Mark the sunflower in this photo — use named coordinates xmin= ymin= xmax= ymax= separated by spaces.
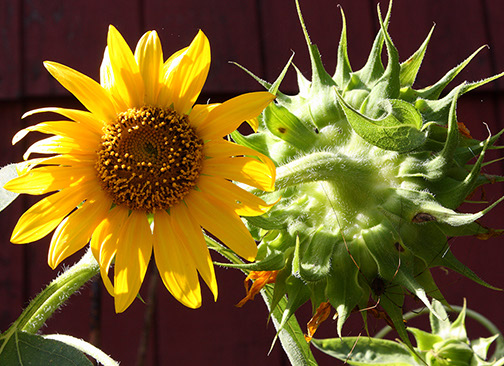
xmin=5 ymin=26 xmax=276 ymax=312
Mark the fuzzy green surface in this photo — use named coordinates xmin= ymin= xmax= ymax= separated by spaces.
xmin=232 ymin=0 xmax=504 ymax=344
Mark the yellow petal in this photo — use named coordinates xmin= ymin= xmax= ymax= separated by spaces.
xmin=189 ymin=103 xmax=220 ymax=130
xmin=11 ymin=181 xmax=97 ymax=244
xmin=4 ymin=165 xmax=96 ymax=194
xmin=90 ymin=205 xmax=129 ymax=296
xmin=196 ymin=92 xmax=275 ymax=140
xmin=203 ymin=156 xmax=275 ymax=192
xmin=100 ymin=46 xmax=129 ymax=113
xmin=114 ymin=210 xmax=153 ymax=313
xmin=15 ymin=154 xmax=96 ymax=174
xmin=22 ymin=107 xmax=104 ymax=135
xmin=197 ymin=176 xmax=274 ymax=217
xmin=153 ymin=210 xmax=201 ymax=308
xmin=185 ymin=190 xmax=257 ymax=261
xmin=166 ymin=30 xmax=210 ymax=114
xmin=13 ymin=121 xmax=100 ymax=146
xmin=170 ymin=203 xmax=217 ymax=301
xmin=23 ymin=136 xmax=94 ymax=160
xmin=44 ymin=61 xmax=116 ymax=122
xmin=107 ymin=25 xmax=145 ymax=108
xmin=134 ymin=31 xmax=163 ymax=105
xmin=48 ymin=192 xmax=111 ymax=269
xmin=204 ymin=139 xmax=276 ymax=185
xmin=157 ymin=48 xmax=188 ymax=109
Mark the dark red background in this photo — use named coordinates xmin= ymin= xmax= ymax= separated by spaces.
xmin=1 ymin=1 xmax=504 ymax=365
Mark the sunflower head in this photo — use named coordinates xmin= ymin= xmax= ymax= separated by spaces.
xmin=232 ymin=0 xmax=504 ymax=343
xmin=5 ymin=25 xmax=276 ymax=312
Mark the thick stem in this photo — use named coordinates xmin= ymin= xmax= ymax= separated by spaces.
xmin=275 ymin=151 xmax=375 ymax=190
xmin=11 ymin=249 xmax=99 ymax=334
xmin=205 ymin=235 xmax=318 ymax=365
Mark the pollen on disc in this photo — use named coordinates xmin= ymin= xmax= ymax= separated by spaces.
xmin=95 ymin=106 xmax=204 ymax=212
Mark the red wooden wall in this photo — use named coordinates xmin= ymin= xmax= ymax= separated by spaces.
xmin=1 ymin=1 xmax=504 ymax=365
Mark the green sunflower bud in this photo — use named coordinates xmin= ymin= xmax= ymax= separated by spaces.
xmin=233 ymin=0 xmax=504 ymax=344
xmin=312 ymin=299 xmax=504 ymax=365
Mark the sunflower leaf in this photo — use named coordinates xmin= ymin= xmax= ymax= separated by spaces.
xmin=0 ymin=163 xmax=19 ymax=212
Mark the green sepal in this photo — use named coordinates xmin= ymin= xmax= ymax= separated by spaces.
xmin=417 ymin=46 xmax=487 ymax=100
xmin=312 ymin=336 xmax=419 ymax=366
xmin=431 ymin=132 xmax=491 ymax=208
xmin=434 ymin=221 xmax=488 ymax=238
xmin=326 ymin=242 xmax=367 ymax=336
xmin=416 ymin=73 xmax=504 ymax=126
xmin=420 ymin=84 xmax=461 ymax=182
xmin=353 ymin=1 xmax=392 ymax=87
xmin=333 ymin=6 xmax=352 ymax=88
xmin=272 ymin=274 xmax=312 ymax=343
xmin=377 ymin=284 xmax=412 ymax=350
xmin=336 ymin=91 xmax=427 ymax=152
xmin=471 ymin=334 xmax=500 ymax=361
xmin=399 ymin=25 xmax=435 ymax=88
xmin=429 ymin=299 xmax=451 ymax=337
xmin=449 ymin=299 xmax=468 ymax=341
xmin=214 ymin=252 xmax=285 ymax=271
xmin=434 ymin=249 xmax=500 ymax=290
xmin=264 ymin=103 xmax=317 ymax=150
xmin=408 ymin=327 xmax=443 ymax=351
xmin=299 ymin=228 xmax=336 ymax=281
xmin=362 ymin=4 xmax=401 ymax=118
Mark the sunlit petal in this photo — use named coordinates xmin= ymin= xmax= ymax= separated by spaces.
xmin=153 ymin=210 xmax=201 ymax=308
xmin=90 ymin=205 xmax=129 ymax=296
xmin=107 ymin=25 xmax=145 ymax=108
xmin=22 ymin=107 xmax=104 ymax=135
xmin=114 ymin=210 xmax=153 ymax=313
xmin=11 ymin=181 xmax=98 ymax=244
xmin=135 ymin=31 xmax=163 ymax=105
xmin=4 ymin=165 xmax=96 ymax=194
xmin=196 ymin=92 xmax=275 ymax=140
xmin=44 ymin=61 xmax=116 ymax=122
xmin=203 ymin=156 xmax=275 ymax=192
xmin=185 ymin=190 xmax=257 ymax=261
xmin=48 ymin=191 xmax=111 ymax=269
xmin=165 ymin=30 xmax=210 ymax=114
xmin=197 ymin=176 xmax=274 ymax=217
xmin=170 ymin=203 xmax=217 ymax=301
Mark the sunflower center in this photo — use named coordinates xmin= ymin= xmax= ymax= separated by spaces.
xmin=95 ymin=106 xmax=204 ymax=212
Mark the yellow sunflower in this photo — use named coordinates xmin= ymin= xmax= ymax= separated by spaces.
xmin=5 ymin=26 xmax=276 ymax=312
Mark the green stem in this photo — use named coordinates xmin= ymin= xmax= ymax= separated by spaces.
xmin=206 ymin=235 xmax=318 ymax=365
xmin=9 ymin=249 xmax=99 ymax=334
xmin=275 ymin=151 xmax=374 ymax=190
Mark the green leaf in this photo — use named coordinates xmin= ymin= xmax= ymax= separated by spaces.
xmin=0 ymin=163 xmax=19 ymax=212
xmin=312 ymin=337 xmax=420 ymax=365
xmin=336 ymin=90 xmax=427 ymax=152
xmin=0 ymin=330 xmax=93 ymax=366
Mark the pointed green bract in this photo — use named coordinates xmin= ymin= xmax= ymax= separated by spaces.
xmin=233 ymin=0 xmax=504 ymax=345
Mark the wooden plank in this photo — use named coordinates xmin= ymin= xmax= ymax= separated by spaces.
xmin=261 ymin=0 xmax=496 ymax=93
xmin=0 ymin=0 xmax=22 ymax=99
xmin=260 ymin=0 xmax=378 ymax=93
xmin=23 ymin=0 xmax=140 ymax=97
xmin=144 ymin=0 xmax=263 ymax=95
xmin=483 ymin=0 xmax=504 ymax=91
xmin=0 ymin=102 xmax=25 ymax=332
xmin=389 ymin=0 xmax=492 ymax=90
